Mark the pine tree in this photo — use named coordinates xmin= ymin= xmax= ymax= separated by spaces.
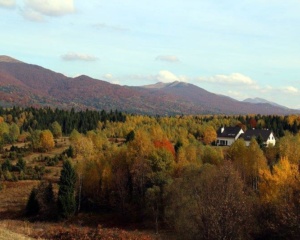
xmin=25 ymin=188 xmax=39 ymax=216
xmin=57 ymin=160 xmax=76 ymax=218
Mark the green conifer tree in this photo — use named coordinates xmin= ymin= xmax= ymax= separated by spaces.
xmin=25 ymin=188 xmax=39 ymax=216
xmin=57 ymin=160 xmax=76 ymax=218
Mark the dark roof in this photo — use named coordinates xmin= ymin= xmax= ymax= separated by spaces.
xmin=239 ymin=129 xmax=273 ymax=141
xmin=217 ymin=127 xmax=242 ymax=138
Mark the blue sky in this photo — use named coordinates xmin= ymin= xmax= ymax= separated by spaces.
xmin=1 ymin=0 xmax=300 ymax=108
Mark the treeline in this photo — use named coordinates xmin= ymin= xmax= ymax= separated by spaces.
xmin=0 ymin=107 xmax=126 ymax=147
xmin=0 ymin=106 xmax=126 ymax=135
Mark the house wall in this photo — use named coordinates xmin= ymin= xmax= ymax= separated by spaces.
xmin=245 ymin=133 xmax=276 ymax=147
xmin=266 ymin=133 xmax=276 ymax=146
xmin=216 ymin=137 xmax=236 ymax=146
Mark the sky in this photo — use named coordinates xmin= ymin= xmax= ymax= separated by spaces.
xmin=1 ymin=0 xmax=300 ymax=108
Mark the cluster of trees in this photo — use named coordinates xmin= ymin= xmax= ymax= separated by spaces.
xmin=233 ymin=114 xmax=300 ymax=137
xmin=0 ymin=107 xmax=126 ymax=135
xmin=26 ymin=160 xmax=76 ymax=220
xmin=49 ymin=114 xmax=298 ymax=239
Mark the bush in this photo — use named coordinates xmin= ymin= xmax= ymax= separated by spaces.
xmin=16 ymin=157 xmax=26 ymax=172
xmin=2 ymin=159 xmax=12 ymax=172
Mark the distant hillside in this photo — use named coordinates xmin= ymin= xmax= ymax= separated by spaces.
xmin=0 ymin=56 xmax=298 ymax=115
xmin=140 ymin=81 xmax=296 ymax=115
xmin=243 ymin=97 xmax=288 ymax=109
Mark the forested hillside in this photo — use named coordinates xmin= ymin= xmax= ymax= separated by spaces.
xmin=0 ymin=107 xmax=300 ymax=239
xmin=1 ymin=56 xmax=298 ymax=115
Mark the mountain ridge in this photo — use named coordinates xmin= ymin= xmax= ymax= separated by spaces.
xmin=243 ymin=97 xmax=288 ymax=109
xmin=0 ymin=56 xmax=297 ymax=115
xmin=0 ymin=55 xmax=22 ymax=63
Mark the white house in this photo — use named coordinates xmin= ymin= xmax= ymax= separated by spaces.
xmin=216 ymin=126 xmax=244 ymax=146
xmin=239 ymin=129 xmax=276 ymax=147
xmin=216 ymin=127 xmax=276 ymax=147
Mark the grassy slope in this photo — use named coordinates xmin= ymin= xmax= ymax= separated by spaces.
xmin=0 ymin=227 xmax=33 ymax=240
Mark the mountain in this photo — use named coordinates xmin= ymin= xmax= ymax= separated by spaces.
xmin=243 ymin=97 xmax=288 ymax=109
xmin=140 ymin=81 xmax=297 ymax=115
xmin=0 ymin=56 xmax=298 ymax=115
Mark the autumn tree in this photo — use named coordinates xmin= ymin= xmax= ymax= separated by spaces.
xmin=110 ymin=147 xmax=131 ymax=213
xmin=258 ymin=157 xmax=300 ymax=238
xmin=246 ymin=138 xmax=268 ymax=191
xmin=249 ymin=117 xmax=257 ymax=128
xmin=278 ymin=133 xmax=300 ymax=164
xmin=40 ymin=130 xmax=55 ymax=151
xmin=146 ymin=148 xmax=174 ymax=232
xmin=9 ymin=123 xmax=20 ymax=142
xmin=146 ymin=186 xmax=161 ymax=234
xmin=0 ymin=122 xmax=9 ymax=144
xmin=70 ymin=133 xmax=95 ymax=212
xmin=201 ymin=145 xmax=223 ymax=166
xmin=30 ymin=130 xmax=42 ymax=150
xmin=202 ymin=125 xmax=217 ymax=145
xmin=51 ymin=121 xmax=62 ymax=138
xmin=227 ymin=139 xmax=248 ymax=179
xmin=166 ymin=163 xmax=254 ymax=240
xmin=228 ymin=138 xmax=268 ymax=190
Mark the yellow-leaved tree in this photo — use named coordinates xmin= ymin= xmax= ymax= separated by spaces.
xmin=259 ymin=157 xmax=298 ymax=204
xmin=40 ymin=130 xmax=55 ymax=151
xmin=258 ymin=156 xmax=300 ymax=238
xmin=202 ymin=125 xmax=217 ymax=145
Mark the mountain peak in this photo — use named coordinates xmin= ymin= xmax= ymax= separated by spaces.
xmin=0 ymin=55 xmax=22 ymax=63
xmin=142 ymin=81 xmax=189 ymax=89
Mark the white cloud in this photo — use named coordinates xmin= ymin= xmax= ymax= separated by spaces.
xmin=282 ymin=86 xmax=298 ymax=93
xmin=61 ymin=53 xmax=97 ymax=61
xmin=103 ymin=73 xmax=120 ymax=85
xmin=0 ymin=0 xmax=15 ymax=8
xmin=197 ymin=73 xmax=257 ymax=86
xmin=156 ymin=55 xmax=180 ymax=63
xmin=24 ymin=0 xmax=75 ymax=17
xmin=103 ymin=73 xmax=113 ymax=79
xmin=227 ymin=90 xmax=246 ymax=99
xmin=156 ymin=70 xmax=179 ymax=83
xmin=156 ymin=70 xmax=188 ymax=83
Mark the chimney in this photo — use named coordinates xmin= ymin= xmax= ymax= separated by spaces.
xmin=221 ymin=126 xmax=225 ymax=133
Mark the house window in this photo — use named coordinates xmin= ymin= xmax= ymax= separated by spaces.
xmin=219 ymin=140 xmax=228 ymax=146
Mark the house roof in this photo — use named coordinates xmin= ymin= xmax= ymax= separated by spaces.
xmin=217 ymin=127 xmax=242 ymax=138
xmin=239 ymin=129 xmax=273 ymax=142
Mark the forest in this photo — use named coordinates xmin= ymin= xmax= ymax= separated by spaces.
xmin=0 ymin=106 xmax=300 ymax=239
